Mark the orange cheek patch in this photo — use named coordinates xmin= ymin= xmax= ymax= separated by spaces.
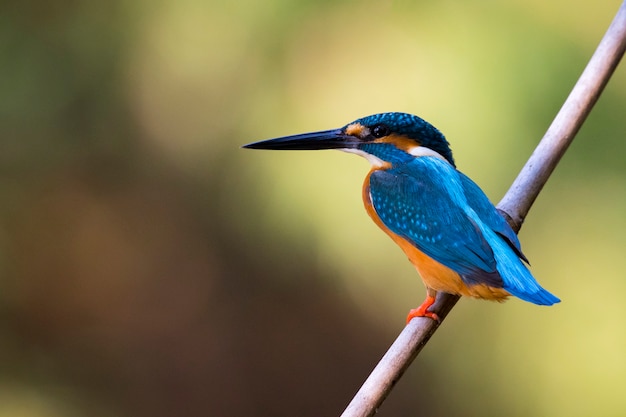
xmin=375 ymin=134 xmax=420 ymax=152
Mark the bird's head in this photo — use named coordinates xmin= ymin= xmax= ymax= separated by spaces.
xmin=243 ymin=112 xmax=455 ymax=168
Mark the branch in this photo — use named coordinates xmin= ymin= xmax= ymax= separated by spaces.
xmin=340 ymin=3 xmax=626 ymax=417
xmin=498 ymin=1 xmax=626 ymax=230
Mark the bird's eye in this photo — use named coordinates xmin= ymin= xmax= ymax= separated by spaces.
xmin=371 ymin=124 xmax=390 ymax=138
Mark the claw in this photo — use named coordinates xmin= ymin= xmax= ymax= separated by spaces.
xmin=406 ymin=295 xmax=440 ymax=323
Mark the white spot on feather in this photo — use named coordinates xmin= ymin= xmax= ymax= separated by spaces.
xmin=408 ymin=146 xmax=450 ymax=163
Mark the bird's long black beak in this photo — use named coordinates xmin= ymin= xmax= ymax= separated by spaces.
xmin=243 ymin=129 xmax=359 ymax=150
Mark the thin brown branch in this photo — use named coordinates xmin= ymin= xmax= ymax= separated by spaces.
xmin=340 ymin=3 xmax=626 ymax=417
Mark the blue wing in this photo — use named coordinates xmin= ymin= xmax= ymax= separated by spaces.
xmin=368 ymin=157 xmax=559 ymax=305
xmin=369 ymin=158 xmax=502 ymax=287
xmin=457 ymin=171 xmax=528 ymax=263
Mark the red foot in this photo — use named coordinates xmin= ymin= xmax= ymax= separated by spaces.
xmin=406 ymin=295 xmax=440 ymax=323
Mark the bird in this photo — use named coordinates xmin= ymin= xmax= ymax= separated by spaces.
xmin=243 ymin=112 xmax=559 ymax=322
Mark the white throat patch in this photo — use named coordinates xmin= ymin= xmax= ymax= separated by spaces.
xmin=340 ymin=148 xmax=387 ymax=167
xmin=339 ymin=145 xmax=450 ymax=168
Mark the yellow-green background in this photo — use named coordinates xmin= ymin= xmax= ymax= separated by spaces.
xmin=1 ymin=1 xmax=625 ymax=416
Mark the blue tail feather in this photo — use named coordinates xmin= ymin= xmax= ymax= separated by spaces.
xmin=484 ymin=228 xmax=560 ymax=306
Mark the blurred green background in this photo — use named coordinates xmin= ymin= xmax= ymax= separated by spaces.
xmin=1 ymin=0 xmax=625 ymax=416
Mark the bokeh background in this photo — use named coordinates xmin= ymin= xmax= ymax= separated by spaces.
xmin=1 ymin=0 xmax=625 ymax=416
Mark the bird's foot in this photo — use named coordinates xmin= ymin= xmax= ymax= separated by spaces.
xmin=406 ymin=295 xmax=440 ymax=323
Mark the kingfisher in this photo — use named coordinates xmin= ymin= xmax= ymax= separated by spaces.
xmin=244 ymin=112 xmax=559 ymax=322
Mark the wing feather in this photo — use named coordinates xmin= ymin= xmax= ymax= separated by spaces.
xmin=368 ymin=158 xmax=502 ymax=287
xmin=457 ymin=171 xmax=529 ymax=263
